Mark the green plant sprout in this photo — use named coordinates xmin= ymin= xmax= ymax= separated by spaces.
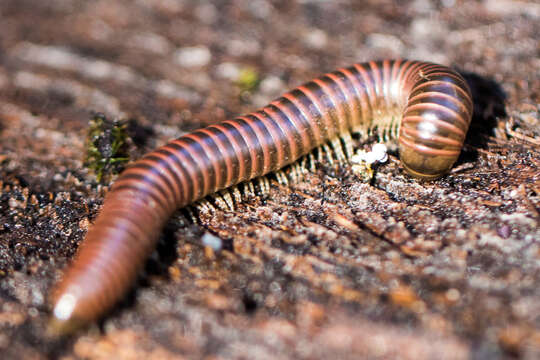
xmin=235 ymin=67 xmax=260 ymax=92
xmin=85 ymin=113 xmax=130 ymax=183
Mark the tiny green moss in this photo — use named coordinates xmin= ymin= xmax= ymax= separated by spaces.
xmin=85 ymin=113 xmax=130 ymax=183
xmin=235 ymin=67 xmax=260 ymax=92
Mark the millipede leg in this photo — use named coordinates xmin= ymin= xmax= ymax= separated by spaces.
xmin=331 ymin=137 xmax=347 ymax=162
xmin=379 ymin=123 xmax=387 ymax=143
xmin=307 ymin=153 xmax=316 ymax=173
xmin=340 ymin=131 xmax=355 ymax=160
xmin=231 ymin=186 xmax=242 ymax=204
xmin=185 ymin=207 xmax=199 ymax=224
xmin=221 ymin=190 xmax=235 ymax=211
xmin=392 ymin=116 xmax=400 ymax=140
xmin=296 ymin=157 xmax=307 ymax=177
xmin=195 ymin=199 xmax=216 ymax=214
xmin=290 ymin=162 xmax=306 ymax=183
xmin=208 ymin=192 xmax=227 ymax=211
xmin=275 ymin=170 xmax=289 ymax=185
xmin=285 ymin=165 xmax=298 ymax=184
xmin=257 ymin=177 xmax=271 ymax=195
xmin=321 ymin=143 xmax=334 ymax=164
xmin=243 ymin=181 xmax=255 ymax=199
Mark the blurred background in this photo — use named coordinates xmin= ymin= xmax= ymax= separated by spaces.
xmin=0 ymin=1 xmax=538 ymax=359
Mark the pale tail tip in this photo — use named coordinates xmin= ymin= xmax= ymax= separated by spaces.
xmin=53 ymin=293 xmax=77 ymax=321
xmin=46 ymin=293 xmax=84 ymax=336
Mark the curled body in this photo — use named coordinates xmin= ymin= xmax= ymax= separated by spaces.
xmin=50 ymin=59 xmax=473 ymax=332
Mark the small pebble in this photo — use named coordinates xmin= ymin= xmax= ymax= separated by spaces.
xmin=260 ymin=76 xmax=285 ymax=95
xmin=173 ymin=46 xmax=211 ymax=68
xmin=445 ymin=288 xmax=460 ymax=302
xmin=497 ymin=225 xmax=511 ymax=238
xmin=202 ymin=232 xmax=223 ymax=252
xmin=303 ymin=29 xmax=328 ymax=49
xmin=216 ymin=62 xmax=241 ymax=80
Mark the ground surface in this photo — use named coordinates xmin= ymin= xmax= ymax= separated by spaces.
xmin=0 ymin=0 xmax=539 ymax=359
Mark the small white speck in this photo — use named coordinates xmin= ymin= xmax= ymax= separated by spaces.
xmin=371 ymin=143 xmax=388 ymax=163
xmin=202 ymin=232 xmax=223 ymax=251
xmin=446 ymin=288 xmax=460 ymax=301
xmin=352 ymin=144 xmax=388 ymax=165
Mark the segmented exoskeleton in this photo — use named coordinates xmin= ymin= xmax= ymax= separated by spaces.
xmin=50 ymin=59 xmax=473 ymax=333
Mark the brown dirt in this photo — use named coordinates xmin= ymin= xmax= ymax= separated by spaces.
xmin=0 ymin=1 xmax=539 ymax=359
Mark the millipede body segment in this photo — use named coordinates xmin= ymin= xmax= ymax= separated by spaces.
xmin=49 ymin=60 xmax=473 ymax=333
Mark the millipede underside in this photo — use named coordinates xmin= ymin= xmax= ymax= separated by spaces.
xmin=190 ymin=111 xmax=402 ymax=216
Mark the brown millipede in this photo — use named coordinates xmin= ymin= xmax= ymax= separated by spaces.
xmin=49 ymin=59 xmax=473 ymax=333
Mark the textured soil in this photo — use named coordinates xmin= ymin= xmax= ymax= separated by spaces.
xmin=0 ymin=1 xmax=539 ymax=359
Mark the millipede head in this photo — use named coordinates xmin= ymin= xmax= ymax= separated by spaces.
xmin=398 ymin=71 xmax=473 ymax=180
xmin=398 ymin=142 xmax=459 ymax=180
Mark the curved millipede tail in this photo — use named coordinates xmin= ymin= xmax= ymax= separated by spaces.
xmin=49 ymin=59 xmax=473 ymax=334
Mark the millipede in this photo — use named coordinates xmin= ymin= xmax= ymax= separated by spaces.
xmin=49 ymin=59 xmax=473 ymax=333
